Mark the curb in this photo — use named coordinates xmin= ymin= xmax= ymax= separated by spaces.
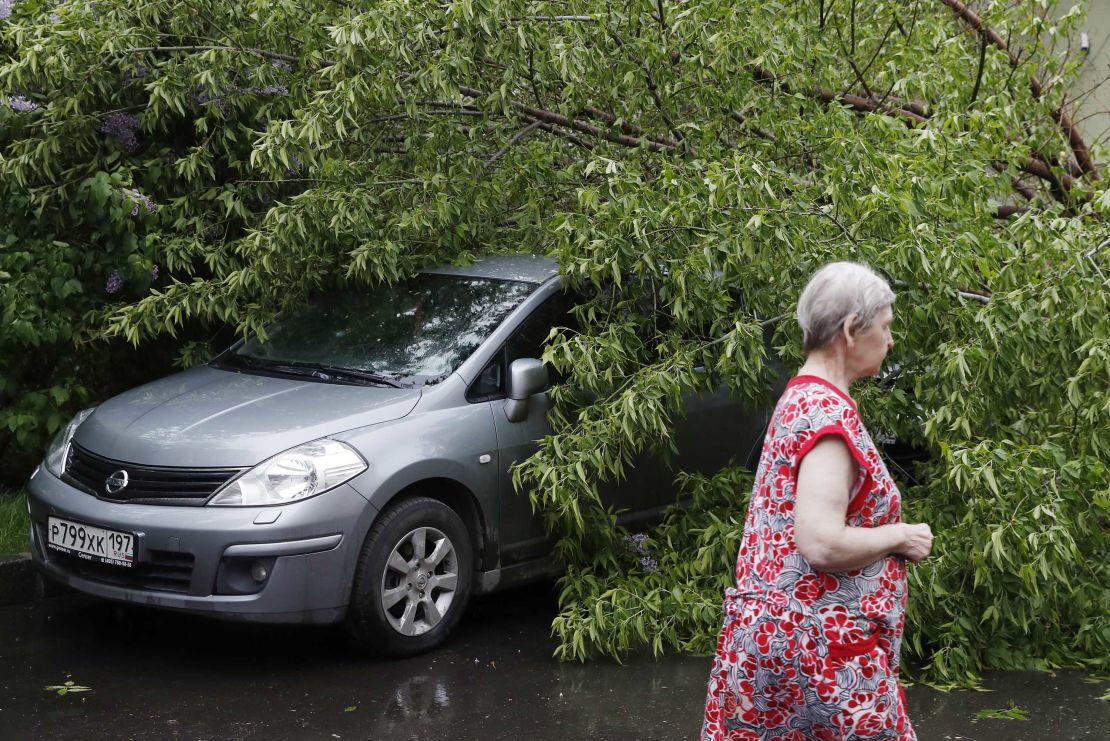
xmin=0 ymin=553 xmax=57 ymax=607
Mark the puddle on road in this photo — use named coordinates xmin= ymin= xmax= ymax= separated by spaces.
xmin=0 ymin=590 xmax=1107 ymax=740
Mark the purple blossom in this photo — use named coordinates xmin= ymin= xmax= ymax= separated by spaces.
xmin=191 ymin=91 xmax=232 ymax=115
xmin=49 ymin=10 xmax=60 ymax=23
xmin=0 ymin=0 xmax=13 ymax=20
xmin=237 ymin=83 xmax=289 ymax=98
xmin=123 ymin=188 xmax=157 ymax=217
xmin=7 ymin=95 xmax=38 ymax=112
xmin=622 ymin=532 xmax=650 ymax=556
xmin=105 ymin=270 xmax=123 ymax=295
xmin=623 ymin=533 xmax=659 ymax=573
xmin=150 ymin=264 xmax=160 ymax=280
xmin=101 ymin=112 xmax=140 ymax=151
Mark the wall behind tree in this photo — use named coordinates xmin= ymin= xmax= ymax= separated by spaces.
xmin=1071 ymin=2 xmax=1110 ymax=144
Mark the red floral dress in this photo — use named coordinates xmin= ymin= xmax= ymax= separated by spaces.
xmin=701 ymin=375 xmax=915 ymax=740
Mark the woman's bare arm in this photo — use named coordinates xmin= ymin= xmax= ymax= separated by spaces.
xmin=794 ymin=436 xmax=932 ymax=572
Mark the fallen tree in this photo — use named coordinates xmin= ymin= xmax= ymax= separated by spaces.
xmin=2 ymin=0 xmax=1107 ymax=683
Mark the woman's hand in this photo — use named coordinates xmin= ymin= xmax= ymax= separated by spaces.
xmin=896 ymin=523 xmax=933 ymax=563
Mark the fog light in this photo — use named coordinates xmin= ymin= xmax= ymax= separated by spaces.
xmin=214 ymin=555 xmax=276 ymax=595
xmin=250 ymin=560 xmax=270 ymax=583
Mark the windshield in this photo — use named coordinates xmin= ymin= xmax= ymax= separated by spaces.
xmin=218 ymin=273 xmax=538 ymax=384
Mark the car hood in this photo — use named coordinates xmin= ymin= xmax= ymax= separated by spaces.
xmin=74 ymin=365 xmax=421 ymax=468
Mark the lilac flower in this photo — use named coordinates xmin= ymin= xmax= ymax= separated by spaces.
xmin=7 ymin=95 xmax=38 ymax=112
xmin=49 ymin=10 xmax=60 ymax=22
xmin=623 ymin=533 xmax=659 ymax=573
xmin=622 ymin=532 xmax=650 ymax=556
xmin=150 ymin=264 xmax=159 ymax=280
xmin=105 ymin=270 xmax=123 ymax=295
xmin=238 ymin=83 xmax=289 ymax=97
xmin=191 ymin=91 xmax=232 ymax=115
xmin=123 ymin=188 xmax=157 ymax=217
xmin=0 ymin=0 xmax=13 ymax=20
xmin=101 ymin=112 xmax=140 ymax=151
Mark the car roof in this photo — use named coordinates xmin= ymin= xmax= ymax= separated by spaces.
xmin=421 ymin=253 xmax=559 ymax=285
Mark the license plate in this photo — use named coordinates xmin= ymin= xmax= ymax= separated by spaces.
xmin=47 ymin=517 xmax=135 ymax=568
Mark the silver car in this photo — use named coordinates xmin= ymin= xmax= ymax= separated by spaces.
xmin=26 ymin=255 xmax=767 ymax=656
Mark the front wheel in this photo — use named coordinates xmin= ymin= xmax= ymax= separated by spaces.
xmin=344 ymin=497 xmax=473 ymax=657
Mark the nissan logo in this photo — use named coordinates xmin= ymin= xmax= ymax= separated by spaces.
xmin=105 ymin=470 xmax=130 ymax=495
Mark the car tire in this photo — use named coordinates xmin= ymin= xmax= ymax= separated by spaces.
xmin=344 ymin=496 xmax=473 ymax=657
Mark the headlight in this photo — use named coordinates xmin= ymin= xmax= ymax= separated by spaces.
xmin=44 ymin=408 xmax=96 ymax=478
xmin=208 ymin=439 xmax=367 ymax=506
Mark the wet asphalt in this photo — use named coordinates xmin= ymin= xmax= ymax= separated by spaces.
xmin=0 ymin=584 xmax=1106 ymax=740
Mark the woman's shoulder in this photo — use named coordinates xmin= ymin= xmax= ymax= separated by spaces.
xmin=782 ymin=375 xmax=857 ymax=411
xmin=772 ymin=375 xmax=861 ymax=433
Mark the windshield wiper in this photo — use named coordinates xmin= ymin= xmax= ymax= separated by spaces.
xmin=218 ymin=356 xmax=407 ymax=388
xmin=304 ymin=364 xmax=408 ymax=388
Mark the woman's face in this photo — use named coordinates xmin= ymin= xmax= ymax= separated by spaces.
xmin=850 ymin=304 xmax=894 ymax=377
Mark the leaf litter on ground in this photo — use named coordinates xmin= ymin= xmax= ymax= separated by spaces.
xmin=44 ymin=680 xmax=92 ymax=696
xmin=974 ymin=701 xmax=1030 ymax=721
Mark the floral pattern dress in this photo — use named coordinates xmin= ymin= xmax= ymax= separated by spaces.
xmin=701 ymin=375 xmax=915 ymax=740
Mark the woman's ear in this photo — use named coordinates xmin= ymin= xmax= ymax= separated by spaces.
xmin=841 ymin=313 xmax=858 ymax=347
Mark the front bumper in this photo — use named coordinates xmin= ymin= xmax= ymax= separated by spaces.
xmin=26 ymin=466 xmax=378 ymax=624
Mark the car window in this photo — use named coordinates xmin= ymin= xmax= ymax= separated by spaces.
xmin=467 ymin=290 xmax=577 ymax=401
xmin=505 ymin=292 xmax=574 ymax=366
xmin=221 ymin=274 xmax=536 ymax=383
xmin=469 ymin=359 xmax=503 ymax=399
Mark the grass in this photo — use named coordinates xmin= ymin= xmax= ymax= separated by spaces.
xmin=0 ymin=490 xmax=31 ymax=556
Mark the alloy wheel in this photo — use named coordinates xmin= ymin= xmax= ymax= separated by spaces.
xmin=379 ymin=526 xmax=459 ymax=636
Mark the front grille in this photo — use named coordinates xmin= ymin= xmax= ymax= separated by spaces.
xmin=63 ymin=443 xmax=242 ymax=506
xmin=50 ymin=547 xmax=195 ymax=594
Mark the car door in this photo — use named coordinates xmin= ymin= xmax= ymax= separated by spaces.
xmin=669 ymin=322 xmax=786 ymax=501
xmin=480 ymin=291 xmax=670 ymax=565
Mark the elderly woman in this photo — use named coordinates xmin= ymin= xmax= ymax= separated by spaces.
xmin=701 ymin=262 xmax=933 ymax=740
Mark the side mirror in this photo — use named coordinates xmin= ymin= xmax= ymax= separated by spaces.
xmin=504 ymin=358 xmax=549 ymax=422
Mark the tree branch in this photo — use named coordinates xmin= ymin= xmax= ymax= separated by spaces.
xmin=580 ymin=106 xmax=678 ymax=148
xmin=511 ymin=15 xmax=598 ymax=23
xmin=938 ymin=0 xmax=1100 ymax=179
xmin=750 ymin=64 xmax=1081 ymax=205
xmin=1020 ymin=157 xmax=1075 ymax=205
xmin=994 ymin=204 xmax=1029 ymax=219
xmin=750 ymin=65 xmax=927 ymax=125
xmin=730 ymin=111 xmax=777 ymax=142
xmin=459 ymin=86 xmax=676 ymax=153
xmin=488 ymin=120 xmax=543 ymax=162
xmin=992 ymin=162 xmax=1037 ymax=202
xmin=968 ymin=31 xmax=987 ymax=105
xmin=121 ymin=45 xmax=301 ymax=65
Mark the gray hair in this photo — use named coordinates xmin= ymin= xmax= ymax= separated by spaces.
xmin=796 ymin=262 xmax=895 ymax=354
